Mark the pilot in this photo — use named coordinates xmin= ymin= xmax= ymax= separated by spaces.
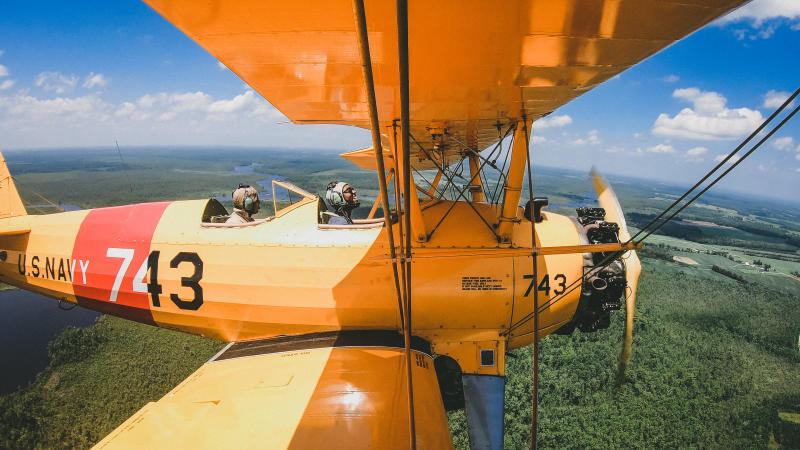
xmin=226 ymin=184 xmax=260 ymax=224
xmin=325 ymin=181 xmax=359 ymax=225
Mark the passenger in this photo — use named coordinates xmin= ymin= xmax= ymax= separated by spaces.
xmin=226 ymin=184 xmax=260 ymax=224
xmin=325 ymin=181 xmax=359 ymax=225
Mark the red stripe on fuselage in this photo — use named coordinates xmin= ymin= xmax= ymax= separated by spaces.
xmin=71 ymin=202 xmax=171 ymax=325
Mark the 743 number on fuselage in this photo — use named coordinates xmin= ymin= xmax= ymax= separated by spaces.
xmin=106 ymin=248 xmax=203 ymax=310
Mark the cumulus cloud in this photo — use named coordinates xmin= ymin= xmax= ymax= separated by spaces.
xmin=1 ymin=93 xmax=112 ymax=122
xmin=120 ymin=89 xmax=282 ymax=123
xmin=83 ymin=72 xmax=109 ymax=89
xmin=714 ymin=153 xmax=742 ymax=164
xmin=530 ymin=135 xmax=546 ymax=144
xmin=0 ymin=80 xmax=14 ymax=91
xmin=35 ymin=71 xmax=79 ymax=94
xmin=0 ymin=87 xmax=315 ymax=148
xmin=721 ymin=0 xmax=800 ymax=24
xmin=772 ymin=136 xmax=796 ymax=151
xmin=0 ymin=65 xmax=8 ymax=77
xmin=114 ymin=102 xmax=137 ymax=118
xmin=652 ymin=87 xmax=763 ymax=140
xmin=663 ymin=74 xmax=679 ymax=83
xmin=763 ymin=89 xmax=793 ymax=109
xmin=569 ymin=130 xmax=600 ymax=146
xmin=647 ymin=144 xmax=676 ymax=153
xmin=687 ymin=146 xmax=708 ymax=156
xmin=533 ymin=114 xmax=572 ymax=130
xmin=720 ymin=0 xmax=800 ymax=39
xmin=605 ymin=146 xmax=624 ymax=153
xmin=208 ymin=90 xmax=260 ymax=113
xmin=587 ymin=129 xmax=600 ymax=145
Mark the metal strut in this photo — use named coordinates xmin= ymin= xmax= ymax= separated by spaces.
xmin=396 ymin=0 xmax=417 ymax=447
xmin=351 ymin=0 xmax=404 ymax=329
xmin=522 ymin=117 xmax=539 ymax=450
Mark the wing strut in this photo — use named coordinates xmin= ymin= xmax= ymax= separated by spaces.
xmin=352 ymin=0 xmax=421 ymax=446
xmin=523 ymin=118 xmax=540 ymax=449
xmin=396 ymin=0 xmax=417 ymax=447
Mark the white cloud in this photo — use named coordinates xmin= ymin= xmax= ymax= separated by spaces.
xmin=0 ymin=87 xmax=322 ymax=149
xmin=0 ymin=80 xmax=14 ymax=91
xmin=587 ymin=129 xmax=600 ymax=145
xmin=796 ymin=154 xmax=800 ymax=161
xmin=796 ymin=167 xmax=800 ymax=172
xmin=687 ymin=146 xmax=708 ymax=156
xmin=721 ymin=0 xmax=800 ymax=24
xmin=663 ymin=74 xmax=679 ymax=83
xmin=569 ymin=130 xmax=599 ymax=147
xmin=763 ymin=89 xmax=793 ymax=109
xmin=208 ymin=90 xmax=260 ymax=113
xmin=758 ymin=164 xmax=768 ymax=172
xmin=0 ymin=65 xmax=8 ymax=77
xmin=35 ymin=71 xmax=79 ymax=94
xmin=534 ymin=114 xmax=572 ymax=130
xmin=530 ymin=135 xmax=546 ymax=144
xmin=83 ymin=72 xmax=109 ymax=89
xmin=216 ymin=61 xmax=227 ymax=70
xmin=719 ymin=0 xmax=800 ymax=39
xmin=714 ymin=153 xmax=742 ymax=164
xmin=605 ymin=146 xmax=624 ymax=153
xmin=1 ymin=93 xmax=111 ymax=121
xmin=0 ymin=50 xmax=4 ymax=57
xmin=135 ymin=91 xmax=212 ymax=121
xmin=653 ymin=87 xmax=763 ymax=140
xmin=647 ymin=144 xmax=676 ymax=153
xmin=772 ymin=136 xmax=795 ymax=151
xmin=114 ymin=102 xmax=137 ymax=118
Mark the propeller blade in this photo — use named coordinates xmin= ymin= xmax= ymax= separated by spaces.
xmin=590 ymin=169 xmax=642 ymax=377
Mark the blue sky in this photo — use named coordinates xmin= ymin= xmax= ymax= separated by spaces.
xmin=1 ymin=0 xmax=799 ymax=201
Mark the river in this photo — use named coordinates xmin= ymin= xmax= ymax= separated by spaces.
xmin=215 ymin=163 xmax=290 ymax=202
xmin=0 ymin=289 xmax=100 ymax=395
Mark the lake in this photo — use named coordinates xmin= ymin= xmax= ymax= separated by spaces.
xmin=0 ymin=289 xmax=101 ymax=395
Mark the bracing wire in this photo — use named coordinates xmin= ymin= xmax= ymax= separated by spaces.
xmin=504 ymin=87 xmax=800 ymax=337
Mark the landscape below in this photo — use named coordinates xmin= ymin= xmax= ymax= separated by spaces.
xmin=0 ymin=147 xmax=797 ymax=448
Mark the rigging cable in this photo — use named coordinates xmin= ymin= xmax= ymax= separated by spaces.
xmin=503 ymin=87 xmax=800 ymax=337
xmin=629 ymin=87 xmax=799 ymax=243
xmin=115 ymin=140 xmax=134 ymax=193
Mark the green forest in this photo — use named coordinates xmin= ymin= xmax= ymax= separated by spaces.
xmin=0 ymin=147 xmax=798 ymax=448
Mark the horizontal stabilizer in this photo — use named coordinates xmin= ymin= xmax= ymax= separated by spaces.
xmin=340 ymin=147 xmax=395 ymax=171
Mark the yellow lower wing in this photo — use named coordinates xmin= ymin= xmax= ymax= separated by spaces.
xmin=94 ymin=332 xmax=452 ymax=449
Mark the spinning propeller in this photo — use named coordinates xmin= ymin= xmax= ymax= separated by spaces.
xmin=591 ymin=169 xmax=642 ymax=378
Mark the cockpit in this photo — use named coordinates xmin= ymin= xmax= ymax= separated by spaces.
xmin=200 ymin=180 xmax=384 ymax=229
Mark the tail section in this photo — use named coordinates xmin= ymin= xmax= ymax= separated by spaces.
xmin=0 ymin=151 xmax=27 ymax=218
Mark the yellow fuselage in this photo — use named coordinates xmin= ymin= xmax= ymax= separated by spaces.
xmin=0 ymin=198 xmax=583 ymax=375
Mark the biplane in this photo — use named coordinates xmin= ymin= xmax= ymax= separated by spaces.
xmin=0 ymin=0 xmax=752 ymax=448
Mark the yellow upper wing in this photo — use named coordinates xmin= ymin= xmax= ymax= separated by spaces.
xmin=94 ymin=332 xmax=452 ymax=449
xmin=143 ymin=0 xmax=747 ymax=159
